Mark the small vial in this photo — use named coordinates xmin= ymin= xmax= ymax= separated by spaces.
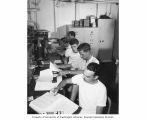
xmin=52 ymin=71 xmax=58 ymax=83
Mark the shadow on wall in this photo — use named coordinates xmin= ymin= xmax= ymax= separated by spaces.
xmin=50 ymin=25 xmax=69 ymax=39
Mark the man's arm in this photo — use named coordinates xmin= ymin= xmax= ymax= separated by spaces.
xmin=70 ymin=85 xmax=79 ymax=102
xmin=52 ymin=78 xmax=72 ymax=95
xmin=59 ymin=70 xmax=84 ymax=76
xmin=63 ymin=56 xmax=68 ymax=64
xmin=96 ymin=106 xmax=104 ymax=114
xmin=57 ymin=64 xmax=72 ymax=69
xmin=69 ymin=70 xmax=84 ymax=75
xmin=58 ymin=78 xmax=72 ymax=89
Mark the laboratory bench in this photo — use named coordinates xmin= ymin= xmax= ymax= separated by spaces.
xmin=27 ymin=61 xmax=80 ymax=114
xmin=27 ymin=54 xmax=118 ymax=114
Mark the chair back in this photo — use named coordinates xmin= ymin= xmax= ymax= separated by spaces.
xmin=103 ymin=96 xmax=112 ymax=114
xmin=107 ymin=96 xmax=112 ymax=114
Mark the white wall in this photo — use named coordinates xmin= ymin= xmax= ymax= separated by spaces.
xmin=28 ymin=0 xmax=119 ymax=59
xmin=35 ymin=1 xmax=118 ymax=38
xmin=76 ymin=3 xmax=96 ymax=20
xmin=37 ymin=0 xmax=54 ymax=31
xmin=56 ymin=2 xmax=75 ymax=28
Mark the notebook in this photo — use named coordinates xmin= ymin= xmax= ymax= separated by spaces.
xmin=29 ymin=92 xmax=79 ymax=114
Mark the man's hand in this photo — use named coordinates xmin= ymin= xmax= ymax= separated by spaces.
xmin=57 ymin=64 xmax=72 ymax=69
xmin=50 ymin=87 xmax=59 ymax=96
xmin=59 ymin=70 xmax=70 ymax=76
xmin=57 ymin=64 xmax=66 ymax=69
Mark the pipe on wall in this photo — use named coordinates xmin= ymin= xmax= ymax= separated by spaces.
xmin=53 ymin=0 xmax=56 ymax=32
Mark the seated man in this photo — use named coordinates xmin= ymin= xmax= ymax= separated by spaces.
xmin=57 ymin=38 xmax=82 ymax=70
xmin=58 ymin=31 xmax=76 ymax=65
xmin=52 ymin=62 xmax=107 ymax=114
xmin=59 ymin=42 xmax=99 ymax=74
xmin=67 ymin=31 xmax=76 ymax=40
xmin=57 ymin=37 xmax=70 ymax=56
xmin=59 ymin=43 xmax=99 ymax=102
xmin=57 ymin=38 xmax=83 ymax=98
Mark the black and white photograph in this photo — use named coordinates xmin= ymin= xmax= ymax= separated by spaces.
xmin=27 ymin=0 xmax=119 ymax=115
xmin=2 ymin=0 xmax=146 ymax=120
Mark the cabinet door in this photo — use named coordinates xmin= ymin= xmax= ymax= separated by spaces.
xmin=84 ymin=28 xmax=99 ymax=58
xmin=68 ymin=27 xmax=100 ymax=58
xmin=98 ymin=19 xmax=115 ymax=61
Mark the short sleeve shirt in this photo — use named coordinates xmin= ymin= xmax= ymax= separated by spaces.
xmin=77 ymin=56 xmax=99 ymax=70
xmin=65 ymin=45 xmax=83 ymax=69
xmin=72 ymin=74 xmax=107 ymax=113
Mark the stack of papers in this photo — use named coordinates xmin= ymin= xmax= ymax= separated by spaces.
xmin=50 ymin=62 xmax=61 ymax=72
xmin=34 ymin=62 xmax=62 ymax=91
xmin=37 ymin=69 xmax=53 ymax=82
xmin=29 ymin=92 xmax=79 ymax=114
xmin=35 ymin=76 xmax=62 ymax=91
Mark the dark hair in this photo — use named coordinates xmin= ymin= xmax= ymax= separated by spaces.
xmin=87 ymin=62 xmax=100 ymax=76
xmin=68 ymin=31 xmax=76 ymax=37
xmin=77 ymin=43 xmax=91 ymax=52
xmin=69 ymin=38 xmax=79 ymax=45
xmin=60 ymin=37 xmax=69 ymax=44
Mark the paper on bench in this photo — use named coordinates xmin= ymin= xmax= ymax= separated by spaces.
xmin=35 ymin=62 xmax=62 ymax=91
xmin=35 ymin=76 xmax=62 ymax=91
xmin=38 ymin=69 xmax=53 ymax=82
xmin=35 ymin=69 xmax=62 ymax=91
xmin=38 ymin=62 xmax=60 ymax=82
xmin=29 ymin=92 xmax=79 ymax=114
xmin=50 ymin=62 xmax=61 ymax=72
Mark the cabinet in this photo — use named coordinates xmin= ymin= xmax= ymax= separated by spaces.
xmin=68 ymin=27 xmax=99 ymax=57
xmin=68 ymin=19 xmax=115 ymax=61
xmin=58 ymin=19 xmax=115 ymax=61
xmin=98 ymin=19 xmax=115 ymax=61
xmin=84 ymin=28 xmax=99 ymax=57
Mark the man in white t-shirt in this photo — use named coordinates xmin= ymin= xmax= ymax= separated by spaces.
xmin=58 ymin=38 xmax=83 ymax=70
xmin=59 ymin=43 xmax=99 ymax=75
xmin=52 ymin=62 xmax=107 ymax=114
xmin=65 ymin=38 xmax=80 ymax=67
xmin=77 ymin=43 xmax=99 ymax=70
xmin=64 ymin=31 xmax=76 ymax=64
xmin=59 ymin=43 xmax=99 ymax=102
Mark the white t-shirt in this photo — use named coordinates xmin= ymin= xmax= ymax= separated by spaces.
xmin=65 ymin=45 xmax=72 ymax=58
xmin=72 ymin=74 xmax=107 ymax=114
xmin=78 ymin=56 xmax=99 ymax=70
xmin=65 ymin=45 xmax=83 ymax=69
